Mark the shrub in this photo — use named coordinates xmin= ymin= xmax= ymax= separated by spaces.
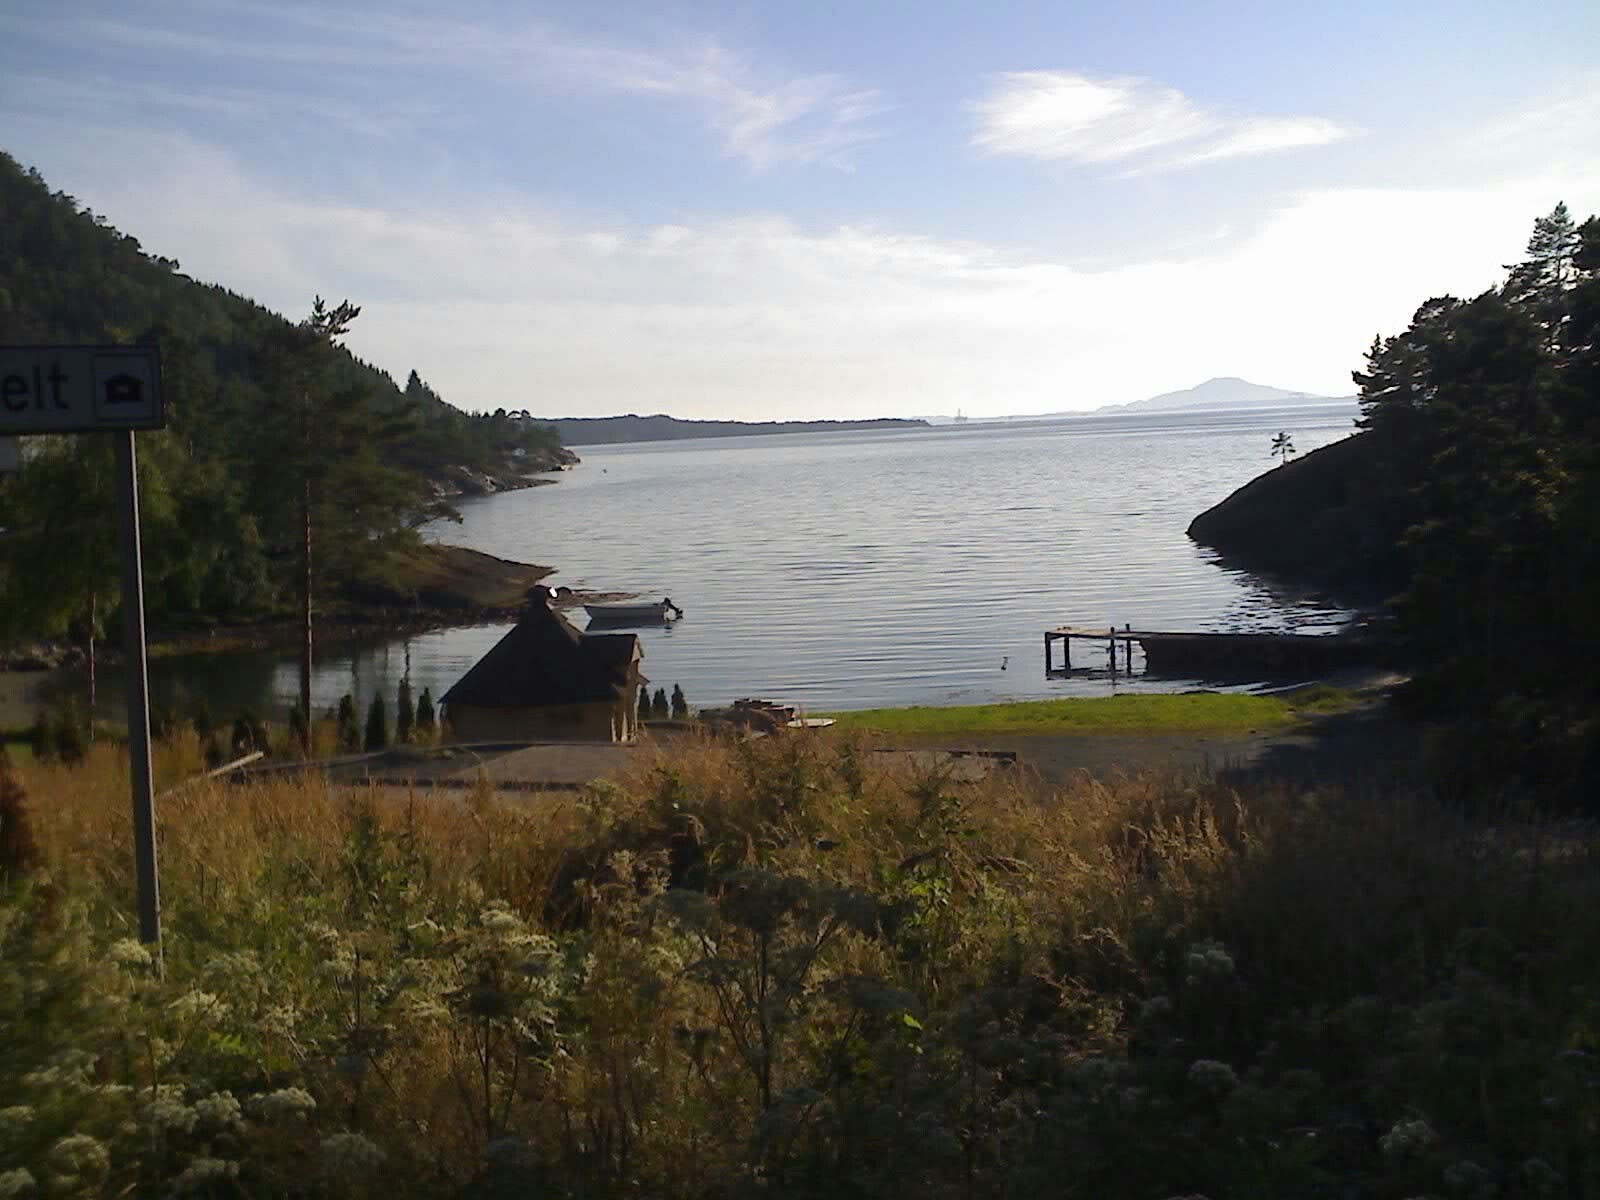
xmin=395 ymin=680 xmax=415 ymax=744
xmin=364 ymin=694 xmax=388 ymax=752
xmin=336 ymin=694 xmax=359 ymax=752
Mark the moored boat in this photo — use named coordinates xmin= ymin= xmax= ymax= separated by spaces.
xmin=584 ymin=598 xmax=684 ymax=625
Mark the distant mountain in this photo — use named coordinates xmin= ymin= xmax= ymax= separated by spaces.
xmin=537 ymin=413 xmax=928 ymax=446
xmin=1093 ymin=377 xmax=1351 ymax=415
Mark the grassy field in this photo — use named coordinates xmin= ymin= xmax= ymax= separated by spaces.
xmin=823 ymin=687 xmax=1352 ymax=736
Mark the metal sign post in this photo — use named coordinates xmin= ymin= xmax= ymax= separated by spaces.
xmin=1 ymin=345 xmax=165 ymax=950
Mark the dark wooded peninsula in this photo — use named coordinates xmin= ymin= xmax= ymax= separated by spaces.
xmin=1191 ymin=202 xmax=1600 ymax=801
xmin=540 ymin=413 xmax=928 ymax=445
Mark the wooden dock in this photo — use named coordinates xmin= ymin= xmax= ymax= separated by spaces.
xmin=1045 ymin=624 xmax=1378 ymax=678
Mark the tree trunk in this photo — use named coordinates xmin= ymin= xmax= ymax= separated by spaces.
xmin=301 ymin=478 xmax=313 ymax=754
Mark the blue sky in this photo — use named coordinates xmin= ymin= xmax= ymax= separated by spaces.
xmin=4 ymin=0 xmax=1599 ymax=418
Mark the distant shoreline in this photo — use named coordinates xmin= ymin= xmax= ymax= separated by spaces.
xmin=534 ymin=413 xmax=929 ymax=446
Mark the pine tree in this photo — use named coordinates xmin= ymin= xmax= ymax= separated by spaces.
xmin=651 ymin=687 xmax=669 ymax=720
xmin=671 ymin=684 xmax=688 ymax=719
xmin=337 ymin=693 xmax=359 ymax=751
xmin=638 ymin=688 xmax=651 ymax=728
xmin=1269 ymin=431 xmax=1295 ymax=466
xmin=396 ymin=679 xmax=415 ymax=743
xmin=365 ymin=694 xmax=388 ymax=752
xmin=416 ymin=687 xmax=436 ymax=736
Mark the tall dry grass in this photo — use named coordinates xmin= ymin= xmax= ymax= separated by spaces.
xmin=4 ymin=730 xmax=1598 ymax=1198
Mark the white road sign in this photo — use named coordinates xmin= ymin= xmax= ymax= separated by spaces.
xmin=0 ymin=346 xmax=164 ymax=434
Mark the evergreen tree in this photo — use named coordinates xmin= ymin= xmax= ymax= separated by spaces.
xmin=337 ymin=694 xmax=359 ymax=751
xmin=396 ymin=679 xmax=416 ymax=743
xmin=416 ymin=687 xmax=436 ymax=736
xmin=638 ymin=688 xmax=651 ymax=728
xmin=651 ymin=687 xmax=669 ymax=720
xmin=364 ymin=694 xmax=388 ymax=752
xmin=1269 ymin=431 xmax=1295 ymax=466
xmin=671 ymin=684 xmax=688 ymax=719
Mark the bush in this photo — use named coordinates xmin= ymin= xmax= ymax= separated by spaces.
xmin=230 ymin=711 xmax=267 ymax=757
xmin=396 ymin=680 xmax=415 ymax=744
xmin=364 ymin=694 xmax=388 ymax=752
xmin=336 ymin=694 xmax=359 ymax=752
xmin=52 ymin=705 xmax=86 ymax=765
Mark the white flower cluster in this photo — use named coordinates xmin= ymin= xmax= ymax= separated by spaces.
xmin=480 ymin=905 xmax=523 ymax=934
xmin=48 ymin=1134 xmax=110 ymax=1186
xmin=1521 ymin=1157 xmax=1562 ymax=1196
xmin=202 ymin=951 xmax=261 ymax=982
xmin=1380 ymin=1118 xmax=1439 ymax=1159
xmin=108 ymin=938 xmax=154 ymax=968
xmin=22 ymin=1050 xmax=98 ymax=1090
xmin=1139 ymin=995 xmax=1173 ymax=1023
xmin=191 ymin=1092 xmax=242 ymax=1131
xmin=0 ymin=1169 xmax=35 ymax=1199
xmin=0 ymin=1106 xmax=34 ymax=1140
xmin=252 ymin=1088 xmax=317 ymax=1120
xmin=168 ymin=1157 xmax=239 ymax=1195
xmin=1186 ymin=1059 xmax=1238 ymax=1096
xmin=1442 ymin=1159 xmax=1495 ymax=1199
xmin=321 ymin=1131 xmax=385 ymax=1175
xmin=1184 ymin=940 xmax=1235 ymax=986
xmin=142 ymin=1085 xmax=198 ymax=1135
xmin=168 ymin=990 xmax=226 ymax=1021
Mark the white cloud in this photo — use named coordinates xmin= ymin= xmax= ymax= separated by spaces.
xmin=970 ymin=71 xmax=1351 ymax=171
xmin=4 ymin=5 xmax=883 ymax=171
xmin=44 ymin=130 xmax=1589 ymax=422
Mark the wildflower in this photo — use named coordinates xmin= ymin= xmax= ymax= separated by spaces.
xmin=1187 ymin=1059 xmax=1238 ymax=1095
xmin=1521 ymin=1157 xmax=1561 ymax=1196
xmin=0 ymin=1106 xmax=33 ymax=1139
xmin=108 ymin=938 xmax=153 ymax=968
xmin=1442 ymin=1159 xmax=1495 ymax=1199
xmin=252 ymin=1088 xmax=317 ymax=1119
xmin=1139 ymin=995 xmax=1173 ymax=1023
xmin=321 ymin=1131 xmax=385 ymax=1174
xmin=258 ymin=1004 xmax=298 ymax=1038
xmin=191 ymin=1092 xmax=241 ymax=1131
xmin=202 ymin=951 xmax=260 ymax=981
xmin=1380 ymin=1118 xmax=1439 ymax=1160
xmin=0 ymin=1168 xmax=35 ymax=1199
xmin=480 ymin=907 xmax=522 ymax=933
xmin=168 ymin=1157 xmax=238 ymax=1194
xmin=1184 ymin=940 xmax=1235 ymax=985
xmin=142 ymin=1087 xmax=197 ymax=1135
xmin=48 ymin=1134 xmax=110 ymax=1180
xmin=169 ymin=990 xmax=226 ymax=1021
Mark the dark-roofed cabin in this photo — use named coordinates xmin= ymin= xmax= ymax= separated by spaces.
xmin=441 ymin=590 xmax=643 ymax=742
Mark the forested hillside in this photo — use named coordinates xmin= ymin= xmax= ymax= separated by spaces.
xmin=0 ymin=152 xmax=570 ymax=647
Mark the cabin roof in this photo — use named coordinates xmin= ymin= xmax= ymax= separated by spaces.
xmin=441 ymin=594 xmax=640 ymax=709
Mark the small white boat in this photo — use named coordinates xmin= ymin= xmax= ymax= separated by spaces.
xmin=584 ymin=598 xmax=683 ymax=625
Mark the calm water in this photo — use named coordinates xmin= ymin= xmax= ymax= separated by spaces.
xmin=132 ymin=403 xmax=1360 ymax=719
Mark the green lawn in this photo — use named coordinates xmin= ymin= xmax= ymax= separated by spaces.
xmin=822 ymin=689 xmax=1352 ymax=737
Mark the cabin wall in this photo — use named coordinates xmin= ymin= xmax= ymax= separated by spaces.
xmin=446 ymin=695 xmax=638 ymax=743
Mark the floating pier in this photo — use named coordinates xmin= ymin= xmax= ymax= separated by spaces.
xmin=1045 ymin=624 xmax=1378 ymax=678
